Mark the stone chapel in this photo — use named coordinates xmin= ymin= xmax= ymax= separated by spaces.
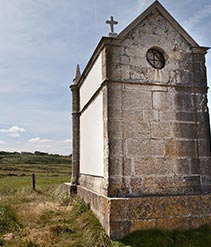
xmin=69 ymin=0 xmax=211 ymax=240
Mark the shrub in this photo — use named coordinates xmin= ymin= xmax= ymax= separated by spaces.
xmin=0 ymin=203 xmax=22 ymax=234
xmin=71 ymin=197 xmax=90 ymax=217
xmin=50 ymin=223 xmax=74 ymax=235
xmin=78 ymin=210 xmax=113 ymax=247
xmin=0 ymin=239 xmax=4 ymax=246
xmin=27 ymin=241 xmax=41 ymax=247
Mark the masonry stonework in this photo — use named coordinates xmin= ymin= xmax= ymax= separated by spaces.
xmin=71 ymin=1 xmax=211 ymax=240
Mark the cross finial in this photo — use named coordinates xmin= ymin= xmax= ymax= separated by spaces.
xmin=106 ymin=16 xmax=118 ymax=37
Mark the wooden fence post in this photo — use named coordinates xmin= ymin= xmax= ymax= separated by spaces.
xmin=32 ymin=173 xmax=36 ymax=190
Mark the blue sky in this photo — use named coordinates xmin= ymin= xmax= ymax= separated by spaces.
xmin=0 ymin=0 xmax=210 ymax=155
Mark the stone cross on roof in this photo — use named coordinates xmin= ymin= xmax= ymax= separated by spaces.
xmin=105 ymin=16 xmax=118 ymax=37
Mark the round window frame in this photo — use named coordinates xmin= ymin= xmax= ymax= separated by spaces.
xmin=146 ymin=48 xmax=165 ymax=69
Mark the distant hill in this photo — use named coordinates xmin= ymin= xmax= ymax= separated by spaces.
xmin=0 ymin=151 xmax=71 ymax=165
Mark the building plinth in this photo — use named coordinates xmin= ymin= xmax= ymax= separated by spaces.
xmin=78 ymin=186 xmax=211 ymax=240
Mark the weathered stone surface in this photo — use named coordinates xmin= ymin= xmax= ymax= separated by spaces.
xmin=108 ymin=177 xmax=130 ymax=197
xmin=108 ymin=176 xmax=144 ymax=197
xmin=123 ymin=158 xmax=133 ymax=176
xmin=110 ymin=199 xmax=127 ymax=220
xmin=120 ymin=55 xmax=130 ymax=65
xmin=159 ymin=111 xmax=176 ymax=121
xmin=165 ymin=140 xmax=197 ymax=158
xmin=198 ymin=139 xmax=211 ymax=156
xmin=108 ymin=87 xmax=122 ymax=110
xmin=197 ymin=122 xmax=211 ymax=139
xmin=78 ymin=186 xmax=211 ymax=240
xmin=143 ymin=176 xmax=176 ymax=195
xmin=197 ymin=111 xmax=210 ymax=123
xmin=110 ymin=221 xmax=131 ymax=240
xmin=190 ymin=217 xmax=211 ymax=228
xmin=143 ymin=110 xmax=159 ymax=121
xmin=172 ymin=122 xmax=197 ymax=139
xmin=109 ymin=108 xmax=122 ymax=121
xmin=193 ymin=94 xmax=208 ymax=112
xmin=176 ymin=112 xmax=195 ymax=122
xmin=129 ymin=177 xmax=143 ymax=195
xmin=142 ymin=175 xmax=202 ymax=195
xmin=130 ymin=219 xmax=156 ymax=232
xmin=135 ymin=158 xmax=174 ymax=176
xmin=79 ymin=175 xmax=107 ymax=196
xmin=110 ymin=64 xmax=130 ymax=80
xmin=157 ymin=196 xmax=189 ymax=217
xmin=183 ymin=175 xmax=201 ymax=187
xmin=174 ymin=93 xmax=193 ymax=112
xmin=123 ymin=90 xmax=152 ymax=110
xmin=201 ymin=186 xmax=211 ymax=194
xmin=200 ymin=158 xmax=211 ymax=175
xmin=201 ymin=175 xmax=211 ymax=186
xmin=109 ymin=158 xmax=123 ymax=176
xmin=109 ymin=139 xmax=124 ymax=158
xmin=188 ymin=195 xmax=203 ymax=216
xmin=127 ymin=139 xmax=165 ymax=157
xmin=174 ymin=159 xmax=190 ymax=175
xmin=127 ymin=198 xmax=155 ymax=219
xmin=151 ymin=121 xmax=171 ymax=139
xmin=152 ymin=91 xmax=174 ymax=110
xmin=157 ymin=217 xmax=190 ymax=230
xmin=122 ymin=109 xmax=143 ymax=122
xmin=200 ymin=195 xmax=211 ymax=215
xmin=190 ymin=159 xmax=200 ymax=174
xmin=109 ymin=120 xmax=123 ymax=139
xmin=123 ymin=121 xmax=150 ymax=138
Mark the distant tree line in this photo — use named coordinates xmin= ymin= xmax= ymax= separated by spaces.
xmin=0 ymin=151 xmax=71 ymax=157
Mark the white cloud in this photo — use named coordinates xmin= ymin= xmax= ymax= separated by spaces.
xmin=35 ymin=144 xmax=52 ymax=149
xmin=28 ymin=137 xmax=51 ymax=143
xmin=12 ymin=139 xmax=71 ymax=155
xmin=0 ymin=140 xmax=6 ymax=145
xmin=0 ymin=125 xmax=25 ymax=138
xmin=63 ymin=139 xmax=72 ymax=143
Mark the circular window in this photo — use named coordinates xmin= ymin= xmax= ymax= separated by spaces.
xmin=146 ymin=48 xmax=165 ymax=69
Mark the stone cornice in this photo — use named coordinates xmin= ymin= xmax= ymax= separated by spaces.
xmin=76 ymin=37 xmax=122 ymax=89
xmin=191 ymin=46 xmax=210 ymax=55
xmin=79 ymin=78 xmax=208 ymax=115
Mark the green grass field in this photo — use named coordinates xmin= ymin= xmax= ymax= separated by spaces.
xmin=0 ymin=153 xmax=71 ymax=194
xmin=0 ymin=176 xmax=70 ymax=194
xmin=0 ymin=152 xmax=70 ymax=178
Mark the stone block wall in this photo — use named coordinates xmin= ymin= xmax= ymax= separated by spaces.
xmin=109 ymin=193 xmax=211 ymax=240
xmin=104 ymin=8 xmax=211 ymax=197
xmin=107 ymin=81 xmax=211 ymax=197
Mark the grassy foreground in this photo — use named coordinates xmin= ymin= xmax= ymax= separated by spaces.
xmin=0 ymin=153 xmax=211 ymax=246
xmin=1 ymin=185 xmax=211 ymax=247
xmin=0 ymin=185 xmax=113 ymax=247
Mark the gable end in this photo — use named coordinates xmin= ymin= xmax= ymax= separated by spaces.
xmin=118 ymin=1 xmax=199 ymax=47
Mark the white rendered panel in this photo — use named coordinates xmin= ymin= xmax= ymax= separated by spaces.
xmin=80 ymin=53 xmax=103 ymax=110
xmin=80 ymin=93 xmax=104 ymax=176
